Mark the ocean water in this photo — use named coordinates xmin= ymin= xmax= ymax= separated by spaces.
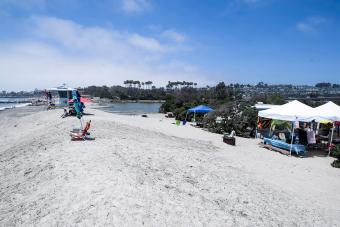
xmin=0 ymin=103 xmax=31 ymax=111
xmin=97 ymin=102 xmax=162 ymax=115
xmin=0 ymin=98 xmax=32 ymax=111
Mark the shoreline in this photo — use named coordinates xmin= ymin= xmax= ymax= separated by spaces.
xmin=93 ymin=99 xmax=165 ymax=104
xmin=0 ymin=102 xmax=31 ymax=111
xmin=1 ymin=107 xmax=339 ymax=225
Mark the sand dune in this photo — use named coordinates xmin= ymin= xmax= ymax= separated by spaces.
xmin=0 ymin=107 xmax=339 ymax=226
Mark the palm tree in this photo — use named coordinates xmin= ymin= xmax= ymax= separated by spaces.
xmin=166 ymin=81 xmax=172 ymax=90
xmin=177 ymin=81 xmax=180 ymax=89
xmin=128 ymin=80 xmax=133 ymax=88
xmin=145 ymin=81 xmax=153 ymax=89
xmin=133 ymin=81 xmax=138 ymax=88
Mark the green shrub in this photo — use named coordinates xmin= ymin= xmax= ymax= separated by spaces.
xmin=203 ymin=102 xmax=257 ymax=137
xmin=331 ymin=145 xmax=340 ymax=168
xmin=331 ymin=160 xmax=340 ymax=168
xmin=331 ymin=145 xmax=340 ymax=159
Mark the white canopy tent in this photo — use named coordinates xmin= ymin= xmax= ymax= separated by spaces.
xmin=314 ymin=101 xmax=340 ymax=156
xmin=259 ymin=100 xmax=340 ymax=156
xmin=258 ymin=100 xmax=316 ymax=155
xmin=313 ymin=101 xmax=340 ymax=122
xmin=258 ymin=100 xmax=316 ymax=122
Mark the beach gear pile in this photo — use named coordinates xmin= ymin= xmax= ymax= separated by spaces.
xmin=69 ymin=90 xmax=95 ymax=141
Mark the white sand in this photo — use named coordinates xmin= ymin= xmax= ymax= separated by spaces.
xmin=1 ymin=107 xmax=340 ymax=226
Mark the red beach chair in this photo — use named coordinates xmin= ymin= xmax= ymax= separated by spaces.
xmin=70 ymin=120 xmax=94 ymax=141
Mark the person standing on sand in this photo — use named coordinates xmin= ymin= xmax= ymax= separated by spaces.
xmin=44 ymin=90 xmax=53 ymax=109
xmin=61 ymin=108 xmax=68 ymax=118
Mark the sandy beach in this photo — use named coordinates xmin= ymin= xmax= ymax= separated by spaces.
xmin=1 ymin=107 xmax=340 ymax=226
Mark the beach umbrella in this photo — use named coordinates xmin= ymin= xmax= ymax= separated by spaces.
xmin=71 ymin=90 xmax=84 ymax=129
xmin=73 ymin=100 xmax=83 ymax=119
xmin=69 ymin=97 xmax=91 ymax=103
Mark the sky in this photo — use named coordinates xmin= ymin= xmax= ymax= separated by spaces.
xmin=0 ymin=0 xmax=340 ymax=91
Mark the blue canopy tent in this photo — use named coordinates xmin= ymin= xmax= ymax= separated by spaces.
xmin=188 ymin=105 xmax=213 ymax=113
xmin=186 ymin=105 xmax=213 ymax=122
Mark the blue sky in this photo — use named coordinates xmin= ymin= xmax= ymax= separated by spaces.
xmin=0 ymin=0 xmax=339 ymax=91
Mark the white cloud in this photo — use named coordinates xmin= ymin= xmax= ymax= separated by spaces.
xmin=31 ymin=16 xmax=189 ymax=53
xmin=121 ymin=0 xmax=151 ymax=13
xmin=296 ymin=22 xmax=314 ymax=33
xmin=0 ymin=16 xmax=208 ymax=91
xmin=129 ymin=33 xmax=165 ymax=52
xmin=296 ymin=16 xmax=327 ymax=33
xmin=161 ymin=29 xmax=186 ymax=43
xmin=307 ymin=16 xmax=327 ymax=25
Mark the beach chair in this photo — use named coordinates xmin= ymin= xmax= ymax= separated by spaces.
xmin=70 ymin=120 xmax=95 ymax=141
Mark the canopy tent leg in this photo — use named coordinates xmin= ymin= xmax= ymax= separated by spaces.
xmin=193 ymin=111 xmax=196 ymax=122
xmin=290 ymin=121 xmax=296 ymax=156
xmin=328 ymin=122 xmax=335 ymax=156
xmin=185 ymin=111 xmax=188 ymax=121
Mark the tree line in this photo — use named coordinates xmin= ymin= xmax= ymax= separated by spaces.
xmin=83 ymin=85 xmax=166 ymax=100
xmin=166 ymin=81 xmax=197 ymax=89
xmin=123 ymin=80 xmax=154 ymax=89
xmin=315 ymin=83 xmax=340 ymax=88
xmin=159 ymin=81 xmax=288 ymax=137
